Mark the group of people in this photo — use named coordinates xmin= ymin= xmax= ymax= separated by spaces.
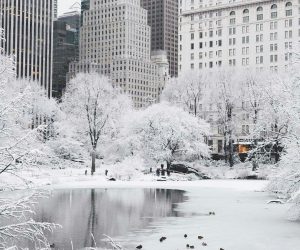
xmin=154 ymin=164 xmax=171 ymax=177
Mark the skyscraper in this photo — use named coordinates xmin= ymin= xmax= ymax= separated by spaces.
xmin=0 ymin=0 xmax=56 ymax=97
xmin=178 ymin=0 xmax=299 ymax=74
xmin=81 ymin=0 xmax=90 ymax=26
xmin=141 ymin=0 xmax=179 ymax=77
xmin=52 ymin=11 xmax=80 ymax=99
xmin=70 ymin=0 xmax=168 ymax=108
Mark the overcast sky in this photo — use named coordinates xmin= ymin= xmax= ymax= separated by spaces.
xmin=58 ymin=0 xmax=79 ymax=16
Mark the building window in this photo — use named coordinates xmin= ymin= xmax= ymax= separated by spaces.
xmin=257 ymin=14 xmax=263 ymax=21
xmin=271 ymin=4 xmax=277 ymax=19
xmin=243 ymin=9 xmax=249 ymax=23
xmin=285 ymin=19 xmax=293 ymax=27
xmin=285 ymin=30 xmax=292 ymax=38
xmin=256 ymin=6 xmax=263 ymax=20
xmin=229 ymin=27 xmax=236 ymax=35
xmin=270 ymin=43 xmax=278 ymax=51
xmin=285 ymin=2 xmax=293 ymax=16
xmin=270 ymin=21 xmax=277 ymax=30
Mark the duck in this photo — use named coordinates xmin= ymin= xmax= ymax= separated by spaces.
xmin=136 ymin=245 xmax=142 ymax=249
xmin=159 ymin=236 xmax=167 ymax=242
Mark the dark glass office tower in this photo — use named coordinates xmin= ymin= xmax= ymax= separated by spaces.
xmin=52 ymin=11 xmax=80 ymax=99
xmin=141 ymin=0 xmax=178 ymax=77
xmin=0 ymin=0 xmax=56 ymax=97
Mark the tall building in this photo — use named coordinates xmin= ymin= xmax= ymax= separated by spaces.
xmin=0 ymin=0 xmax=56 ymax=97
xmin=70 ymin=0 xmax=169 ymax=108
xmin=81 ymin=0 xmax=90 ymax=25
xmin=52 ymin=11 xmax=80 ymax=98
xmin=179 ymin=0 xmax=300 ymax=75
xmin=141 ymin=0 xmax=179 ymax=77
xmin=178 ymin=0 xmax=300 ymax=160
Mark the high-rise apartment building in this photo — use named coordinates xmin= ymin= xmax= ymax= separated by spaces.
xmin=179 ymin=0 xmax=300 ymax=75
xmin=0 ymin=0 xmax=56 ymax=97
xmin=71 ymin=0 xmax=169 ymax=108
xmin=52 ymin=11 xmax=80 ymax=99
xmin=178 ymin=0 xmax=300 ymax=160
xmin=141 ymin=0 xmax=179 ymax=77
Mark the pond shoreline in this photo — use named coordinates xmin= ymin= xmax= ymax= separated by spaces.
xmin=48 ymin=179 xmax=269 ymax=192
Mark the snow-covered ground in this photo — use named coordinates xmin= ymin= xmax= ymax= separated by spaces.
xmin=0 ymin=161 xmax=279 ymax=192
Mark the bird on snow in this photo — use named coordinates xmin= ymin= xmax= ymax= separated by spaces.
xmin=220 ymin=248 xmax=225 ymax=250
xmin=198 ymin=236 xmax=204 ymax=240
xmin=184 ymin=234 xmax=188 ymax=238
xmin=136 ymin=245 xmax=142 ymax=249
xmin=202 ymin=242 xmax=207 ymax=246
xmin=186 ymin=244 xmax=190 ymax=248
xmin=159 ymin=236 xmax=167 ymax=242
xmin=189 ymin=246 xmax=195 ymax=249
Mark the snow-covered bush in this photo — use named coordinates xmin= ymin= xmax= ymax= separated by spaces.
xmin=108 ymin=155 xmax=146 ymax=181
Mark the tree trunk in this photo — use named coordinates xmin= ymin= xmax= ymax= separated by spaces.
xmin=91 ymin=150 xmax=96 ymax=175
xmin=167 ymin=161 xmax=171 ymax=170
xmin=229 ymin=138 xmax=234 ymax=168
xmin=224 ymin=134 xmax=228 ymax=163
xmin=252 ymin=139 xmax=259 ymax=171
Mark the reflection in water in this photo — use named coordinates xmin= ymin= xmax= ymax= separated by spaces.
xmin=33 ymin=189 xmax=187 ymax=250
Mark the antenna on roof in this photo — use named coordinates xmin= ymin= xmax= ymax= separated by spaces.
xmin=70 ymin=2 xmax=81 ymax=10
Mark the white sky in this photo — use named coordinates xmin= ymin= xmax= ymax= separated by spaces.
xmin=58 ymin=0 xmax=79 ymax=16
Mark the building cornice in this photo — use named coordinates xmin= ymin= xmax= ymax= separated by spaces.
xmin=181 ymin=0 xmax=286 ymax=16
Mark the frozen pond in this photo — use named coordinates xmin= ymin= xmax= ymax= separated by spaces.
xmin=32 ymin=181 xmax=300 ymax=250
xmin=34 ymin=188 xmax=187 ymax=249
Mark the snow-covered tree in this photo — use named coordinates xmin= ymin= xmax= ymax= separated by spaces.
xmin=61 ymin=73 xmax=132 ymax=174
xmin=0 ymin=29 xmax=59 ymax=248
xmin=237 ymin=70 xmax=271 ymax=169
xmin=0 ymin=192 xmax=59 ymax=249
xmin=266 ymin=55 xmax=300 ymax=220
xmin=123 ymin=102 xmax=210 ymax=168
xmin=162 ymin=70 xmax=210 ymax=117
xmin=209 ymin=69 xmax=241 ymax=167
